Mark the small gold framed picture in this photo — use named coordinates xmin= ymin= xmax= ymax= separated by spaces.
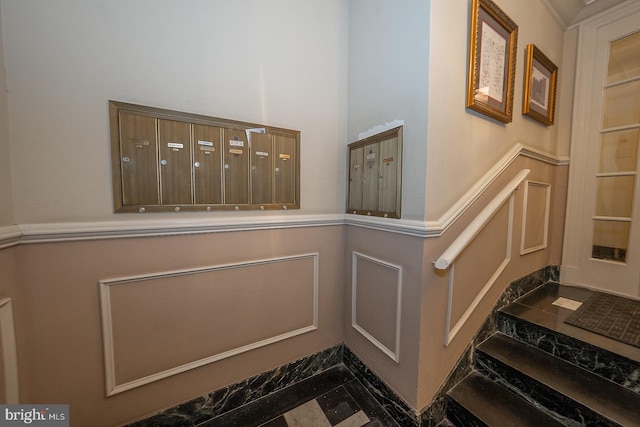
xmin=522 ymin=44 xmax=558 ymax=126
xmin=466 ymin=0 xmax=518 ymax=124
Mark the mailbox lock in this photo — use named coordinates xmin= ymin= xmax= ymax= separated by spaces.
xmin=174 ymin=207 xmax=181 ymax=212
xmin=122 ymin=157 xmax=130 ymax=163
xmin=282 ymin=205 xmax=288 ymax=210
xmin=160 ymin=159 xmax=167 ymax=165
xmin=224 ymin=164 xmax=230 ymax=169
xmin=194 ymin=162 xmax=200 ymax=168
xmin=138 ymin=207 xmax=146 ymax=213
xmin=260 ymin=205 xmax=265 ymax=210
xmin=206 ymin=206 xmax=212 ymax=212
xmin=234 ymin=206 xmax=239 ymax=210
xmin=275 ymin=167 xmax=280 ymax=172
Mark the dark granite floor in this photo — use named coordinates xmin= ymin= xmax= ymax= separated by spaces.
xmin=502 ymin=282 xmax=640 ymax=364
xmin=199 ymin=364 xmax=400 ymax=426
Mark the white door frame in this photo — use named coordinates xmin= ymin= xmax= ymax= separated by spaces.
xmin=561 ymin=0 xmax=640 ymax=297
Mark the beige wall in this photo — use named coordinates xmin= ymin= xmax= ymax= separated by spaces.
xmin=342 ymin=155 xmax=568 ymax=410
xmin=417 ymin=156 xmax=568 ymax=409
xmin=0 ymin=2 xmax=13 ymax=227
xmin=556 ymin=27 xmax=579 ymax=159
xmin=347 ymin=0 xmax=430 ymax=222
xmin=425 ymin=0 xmax=568 ymax=220
xmin=344 ymin=228 xmax=424 ymax=408
xmin=0 ymin=247 xmax=18 ymax=403
xmin=344 ymin=0 xmax=572 ymax=410
xmin=0 ymin=0 xmax=577 ymax=424
xmin=11 ymin=226 xmax=343 ymax=426
xmin=2 ymin=0 xmax=348 ymax=223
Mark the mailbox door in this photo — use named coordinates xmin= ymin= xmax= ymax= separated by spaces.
xmin=348 ymin=146 xmax=364 ymax=212
xmin=119 ymin=112 xmax=159 ymax=206
xmin=193 ymin=124 xmax=223 ymax=205
xmin=378 ymin=135 xmax=399 ymax=213
xmin=274 ymin=134 xmax=297 ymax=205
xmin=361 ymin=143 xmax=380 ymax=211
xmin=223 ymin=128 xmax=249 ymax=205
xmin=250 ymin=132 xmax=273 ymax=205
xmin=158 ymin=120 xmax=192 ymax=205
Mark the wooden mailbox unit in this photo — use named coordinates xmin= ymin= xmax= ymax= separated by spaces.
xmin=347 ymin=126 xmax=403 ymax=218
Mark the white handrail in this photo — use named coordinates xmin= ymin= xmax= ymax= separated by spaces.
xmin=434 ymin=169 xmax=530 ymax=270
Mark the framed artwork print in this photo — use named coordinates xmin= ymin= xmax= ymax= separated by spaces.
xmin=466 ymin=0 xmax=518 ymax=123
xmin=522 ymin=44 xmax=558 ymax=126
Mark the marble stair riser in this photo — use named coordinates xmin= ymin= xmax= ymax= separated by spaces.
xmin=444 ymin=397 xmax=486 ymax=427
xmin=475 ymin=348 xmax=614 ymax=427
xmin=498 ymin=313 xmax=640 ymax=394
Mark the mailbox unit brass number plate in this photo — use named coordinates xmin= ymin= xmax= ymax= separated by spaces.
xmin=109 ymin=101 xmax=300 ymax=213
xmin=347 ymin=126 xmax=402 ymax=218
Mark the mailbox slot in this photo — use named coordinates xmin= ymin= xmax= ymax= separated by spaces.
xmin=192 ymin=124 xmax=223 ymax=205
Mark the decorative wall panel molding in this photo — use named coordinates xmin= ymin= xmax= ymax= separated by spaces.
xmin=521 ymin=180 xmax=551 ymax=255
xmin=351 ymin=252 xmax=402 ymax=362
xmin=444 ymin=196 xmax=515 ymax=346
xmin=0 ymin=298 xmax=19 ymax=403
xmin=99 ymin=253 xmax=319 ymax=396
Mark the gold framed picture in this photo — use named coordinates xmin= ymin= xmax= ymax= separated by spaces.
xmin=522 ymin=44 xmax=558 ymax=126
xmin=466 ymin=0 xmax=518 ymax=124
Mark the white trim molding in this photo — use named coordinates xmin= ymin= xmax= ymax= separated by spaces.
xmin=351 ymin=252 xmax=402 ymax=363
xmin=435 ymin=170 xmax=529 ymax=270
xmin=0 ymin=143 xmax=567 ymax=247
xmin=99 ymin=253 xmax=319 ymax=396
xmin=0 ymin=226 xmax=21 ymax=250
xmin=0 ymin=298 xmax=19 ymax=403
xmin=349 ymin=143 xmax=565 ymax=238
xmin=19 ymin=214 xmax=344 ymax=244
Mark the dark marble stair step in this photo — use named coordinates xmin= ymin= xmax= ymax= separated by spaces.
xmin=477 ymin=332 xmax=640 ymax=427
xmin=498 ymin=282 xmax=640 ymax=396
xmin=446 ymin=372 xmax=564 ymax=427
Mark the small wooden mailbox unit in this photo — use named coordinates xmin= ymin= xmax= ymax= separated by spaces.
xmin=109 ymin=101 xmax=300 ymax=213
xmin=347 ymin=126 xmax=403 ymax=218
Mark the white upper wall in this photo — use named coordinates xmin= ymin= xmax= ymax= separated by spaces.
xmin=348 ymin=0 xmax=430 ymax=222
xmin=348 ymin=0 xmax=567 ymax=223
xmin=0 ymin=2 xmax=13 ymax=226
xmin=2 ymin=0 xmax=348 ymax=224
xmin=425 ymin=0 xmax=566 ymax=220
xmin=2 ymin=0 xmax=571 ymax=226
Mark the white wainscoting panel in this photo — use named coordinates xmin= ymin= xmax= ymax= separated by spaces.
xmin=100 ymin=253 xmax=319 ymax=396
xmin=444 ymin=195 xmax=514 ymax=346
xmin=351 ymin=252 xmax=402 ymax=362
xmin=521 ymin=180 xmax=551 ymax=255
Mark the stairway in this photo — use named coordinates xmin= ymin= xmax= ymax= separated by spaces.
xmin=445 ymin=282 xmax=640 ymax=426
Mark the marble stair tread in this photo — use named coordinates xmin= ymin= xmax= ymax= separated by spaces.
xmin=500 ymin=282 xmax=640 ymax=364
xmin=447 ymin=372 xmax=564 ymax=427
xmin=477 ymin=333 xmax=640 ymax=426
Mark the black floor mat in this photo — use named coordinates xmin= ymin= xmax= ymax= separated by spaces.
xmin=565 ymin=292 xmax=640 ymax=348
